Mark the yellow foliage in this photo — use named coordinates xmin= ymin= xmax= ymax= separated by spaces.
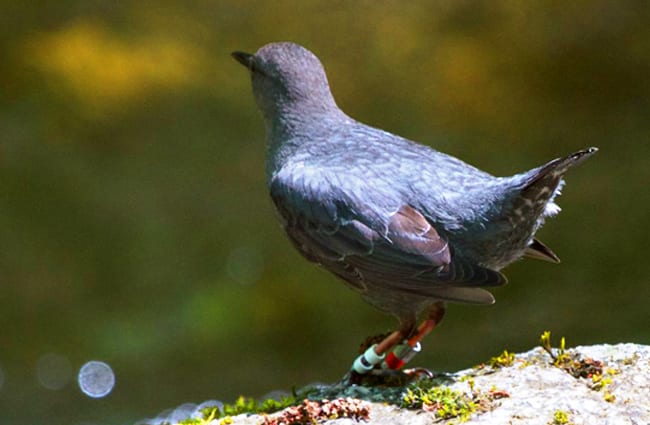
xmin=22 ymin=20 xmax=207 ymax=112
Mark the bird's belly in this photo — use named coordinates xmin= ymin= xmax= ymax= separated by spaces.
xmin=453 ymin=220 xmax=534 ymax=270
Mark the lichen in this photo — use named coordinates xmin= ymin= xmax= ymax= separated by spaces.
xmin=261 ymin=398 xmax=370 ymax=425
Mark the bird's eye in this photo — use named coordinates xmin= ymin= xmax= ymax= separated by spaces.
xmin=250 ymin=61 xmax=268 ymax=77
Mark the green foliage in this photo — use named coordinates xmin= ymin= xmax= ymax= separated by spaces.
xmin=402 ymin=382 xmax=476 ymax=421
xmin=589 ymin=372 xmax=617 ymax=402
xmin=221 ymin=395 xmax=298 ymax=417
xmin=177 ymin=405 xmax=218 ymax=425
xmin=540 ymin=331 xmax=618 ymax=402
xmin=540 ymin=331 xmax=603 ymax=378
xmin=168 ymin=395 xmax=299 ymax=425
xmin=488 ymin=350 xmax=515 ymax=368
xmin=540 ymin=331 xmax=571 ymax=366
xmin=221 ymin=396 xmax=257 ymax=417
xmin=550 ymin=409 xmax=573 ymax=425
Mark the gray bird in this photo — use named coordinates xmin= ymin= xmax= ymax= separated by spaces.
xmin=232 ymin=42 xmax=597 ymax=374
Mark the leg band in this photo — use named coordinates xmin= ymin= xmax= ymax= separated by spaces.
xmin=383 ymin=341 xmax=422 ymax=370
xmin=351 ymin=344 xmax=386 ymax=374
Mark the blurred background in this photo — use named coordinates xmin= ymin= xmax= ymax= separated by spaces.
xmin=1 ymin=1 xmax=649 ymax=424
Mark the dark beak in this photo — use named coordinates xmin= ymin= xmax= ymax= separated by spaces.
xmin=231 ymin=51 xmax=254 ymax=69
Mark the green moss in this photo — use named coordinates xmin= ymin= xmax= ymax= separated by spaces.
xmin=540 ymin=331 xmax=604 ymax=379
xmin=550 ymin=409 xmax=573 ymax=425
xmin=176 ymin=405 xmax=218 ymax=425
xmin=400 ymin=377 xmax=509 ymax=422
xmin=603 ymin=392 xmax=616 ymax=403
xmin=165 ymin=394 xmax=301 ymax=425
xmin=590 ymin=372 xmax=618 ymax=402
xmin=541 ymin=331 xmax=618 ymax=402
xmin=219 ymin=395 xmax=299 ymax=417
xmin=540 ymin=331 xmax=571 ymax=367
xmin=402 ymin=384 xmax=476 ymax=421
xmin=621 ymin=353 xmax=639 ymax=365
xmin=471 ymin=348 xmax=520 ymax=374
xmin=488 ymin=350 xmax=515 ymax=368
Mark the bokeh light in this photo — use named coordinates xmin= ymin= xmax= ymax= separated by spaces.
xmin=35 ymin=353 xmax=72 ymax=390
xmin=77 ymin=361 xmax=115 ymax=398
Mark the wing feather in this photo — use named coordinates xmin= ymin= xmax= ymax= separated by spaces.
xmin=270 ymin=170 xmax=506 ymax=305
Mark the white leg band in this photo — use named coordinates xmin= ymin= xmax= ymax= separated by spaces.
xmin=351 ymin=344 xmax=386 ymax=374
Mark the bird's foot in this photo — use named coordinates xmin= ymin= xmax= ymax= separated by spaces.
xmin=383 ymin=341 xmax=422 ymax=370
xmin=402 ymin=367 xmax=435 ymax=379
xmin=348 ymin=318 xmax=439 ymax=384
xmin=345 ymin=340 xmax=433 ymax=387
xmin=342 ymin=368 xmax=416 ymax=387
xmin=343 ymin=367 xmax=434 ymax=387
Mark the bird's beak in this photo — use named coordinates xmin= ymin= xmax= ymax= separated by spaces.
xmin=231 ymin=51 xmax=254 ymax=70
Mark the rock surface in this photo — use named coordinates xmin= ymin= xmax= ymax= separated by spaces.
xmin=142 ymin=343 xmax=650 ymax=425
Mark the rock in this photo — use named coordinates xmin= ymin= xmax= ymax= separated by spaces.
xmin=145 ymin=343 xmax=650 ymax=425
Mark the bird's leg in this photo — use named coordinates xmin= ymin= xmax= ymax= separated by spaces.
xmin=350 ymin=320 xmax=414 ymax=375
xmin=349 ymin=303 xmax=446 ymax=376
xmin=384 ymin=303 xmax=446 ymax=370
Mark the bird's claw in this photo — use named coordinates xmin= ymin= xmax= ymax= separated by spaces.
xmin=343 ymin=367 xmax=434 ymax=387
xmin=402 ymin=367 xmax=435 ymax=379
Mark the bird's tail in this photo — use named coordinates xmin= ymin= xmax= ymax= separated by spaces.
xmin=515 ymin=147 xmax=598 ymax=221
xmin=480 ymin=147 xmax=598 ymax=268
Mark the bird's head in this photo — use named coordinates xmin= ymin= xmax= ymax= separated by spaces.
xmin=232 ymin=42 xmax=339 ymax=123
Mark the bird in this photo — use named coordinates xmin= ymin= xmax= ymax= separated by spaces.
xmin=231 ymin=41 xmax=597 ymax=376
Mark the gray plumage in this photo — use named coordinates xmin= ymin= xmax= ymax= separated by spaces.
xmin=232 ymin=42 xmax=597 ymax=332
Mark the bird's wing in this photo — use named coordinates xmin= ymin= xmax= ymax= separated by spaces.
xmin=270 ymin=168 xmax=506 ymax=305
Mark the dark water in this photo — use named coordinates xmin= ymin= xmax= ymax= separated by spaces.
xmin=1 ymin=2 xmax=649 ymax=424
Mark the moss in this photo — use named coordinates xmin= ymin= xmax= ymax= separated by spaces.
xmin=488 ymin=350 xmax=515 ymax=368
xmin=218 ymin=394 xmax=300 ymax=417
xmin=540 ymin=331 xmax=604 ymax=378
xmin=161 ymin=394 xmax=301 ymax=425
xmin=550 ymin=409 xmax=573 ymax=425
xmin=540 ymin=331 xmax=572 ymax=368
xmin=603 ymin=392 xmax=616 ymax=403
xmin=541 ymin=331 xmax=619 ymax=402
xmin=400 ymin=377 xmax=509 ymax=422
xmin=590 ymin=373 xmax=618 ymax=402
xmin=621 ymin=353 xmax=639 ymax=365
xmin=471 ymin=348 xmax=520 ymax=375
xmin=402 ymin=384 xmax=476 ymax=421
xmin=176 ymin=405 xmax=218 ymax=425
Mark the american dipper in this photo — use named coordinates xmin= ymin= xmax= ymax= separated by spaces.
xmin=232 ymin=42 xmax=597 ymax=375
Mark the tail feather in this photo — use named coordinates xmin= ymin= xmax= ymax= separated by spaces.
xmin=525 ymin=238 xmax=561 ymax=263
xmin=478 ymin=147 xmax=597 ymax=270
xmin=512 ymin=147 xmax=598 ymax=224
xmin=524 ymin=147 xmax=598 ymax=191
